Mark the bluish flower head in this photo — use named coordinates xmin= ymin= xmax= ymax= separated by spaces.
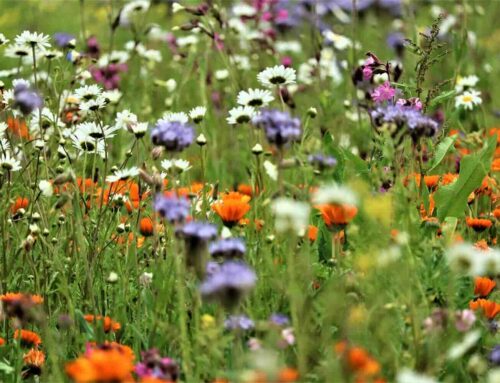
xmin=209 ymin=238 xmax=246 ymax=259
xmin=177 ymin=221 xmax=217 ymax=242
xmin=13 ymin=83 xmax=42 ymax=115
xmin=490 ymin=345 xmax=500 ymax=365
xmin=269 ymin=313 xmax=290 ymax=326
xmin=53 ymin=32 xmax=75 ymax=48
xmin=153 ymin=194 xmax=190 ymax=223
xmin=308 ymin=153 xmax=337 ymax=169
xmin=252 ymin=109 xmax=301 ymax=147
xmin=151 ymin=120 xmax=194 ymax=152
xmin=370 ymin=105 xmax=439 ymax=141
xmin=224 ymin=315 xmax=255 ymax=331
xmin=200 ymin=261 xmax=256 ymax=306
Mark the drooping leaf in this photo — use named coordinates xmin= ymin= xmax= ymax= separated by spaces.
xmin=434 ymin=135 xmax=496 ymax=220
xmin=342 ymin=148 xmax=370 ymax=181
xmin=428 ymin=135 xmax=457 ymax=173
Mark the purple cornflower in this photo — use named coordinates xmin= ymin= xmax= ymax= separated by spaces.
xmin=135 ymin=348 xmax=179 ymax=381
xmin=153 ymin=194 xmax=190 ymax=223
xmin=53 ymin=32 xmax=75 ymax=48
xmin=269 ymin=313 xmax=290 ymax=326
xmin=308 ymin=153 xmax=337 ymax=171
xmin=371 ymin=81 xmax=396 ymax=103
xmin=151 ymin=120 xmax=194 ymax=152
xmin=177 ymin=221 xmax=217 ymax=243
xmin=13 ymin=81 xmax=42 ymax=115
xmin=386 ymin=32 xmax=406 ymax=57
xmin=200 ymin=260 xmax=256 ymax=309
xmin=209 ymin=238 xmax=246 ymax=260
xmin=91 ymin=63 xmax=127 ymax=90
xmin=490 ymin=346 xmax=500 ymax=365
xmin=224 ymin=315 xmax=255 ymax=331
xmin=177 ymin=221 xmax=217 ymax=278
xmin=252 ymin=109 xmax=301 ymax=147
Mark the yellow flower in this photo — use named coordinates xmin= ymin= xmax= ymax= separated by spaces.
xmin=201 ymin=314 xmax=215 ymax=329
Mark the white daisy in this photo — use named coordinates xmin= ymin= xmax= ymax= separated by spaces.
xmin=103 ymin=89 xmax=123 ymax=104
xmin=322 ymin=30 xmax=352 ymax=50
xmin=0 ymin=152 xmax=21 ymax=172
xmin=129 ymin=122 xmax=148 ymax=138
xmin=0 ymin=33 xmax=9 ymax=45
xmin=312 ymin=183 xmax=357 ymax=206
xmin=98 ymin=51 xmax=130 ymax=66
xmin=79 ymin=96 xmax=108 ymax=112
xmin=275 ymin=41 xmax=302 ymax=54
xmin=455 ymin=90 xmax=482 ymax=110
xmin=237 ymin=88 xmax=274 ymax=107
xmin=0 ymin=138 xmax=10 ymax=153
xmin=74 ymin=84 xmax=103 ymax=101
xmin=176 ymin=35 xmax=199 ymax=48
xmin=15 ymin=31 xmax=51 ymax=51
xmin=42 ymin=50 xmax=63 ymax=60
xmin=232 ymin=3 xmax=257 ymax=17
xmin=77 ymin=121 xmax=120 ymax=140
xmin=257 ymin=65 xmax=296 ymax=88
xmin=115 ymin=110 xmax=138 ymax=130
xmin=71 ymin=130 xmax=106 ymax=157
xmin=120 ymin=0 xmax=150 ymax=26
xmin=161 ymin=159 xmax=191 ymax=173
xmin=230 ymin=55 xmax=251 ymax=71
xmin=0 ymin=122 xmax=7 ymax=134
xmin=272 ymin=197 xmax=310 ymax=235
xmin=106 ymin=167 xmax=140 ymax=183
xmin=455 ymin=75 xmax=479 ymax=92
xmin=215 ymin=69 xmax=229 ymax=80
xmin=4 ymin=44 xmax=30 ymax=58
xmin=160 ymin=111 xmax=189 ymax=124
xmin=189 ymin=106 xmax=207 ymax=123
xmin=226 ymin=106 xmax=256 ymax=125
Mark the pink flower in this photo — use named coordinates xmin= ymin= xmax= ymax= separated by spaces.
xmin=455 ymin=310 xmax=476 ymax=332
xmin=362 ymin=66 xmax=373 ymax=80
xmin=281 ymin=56 xmax=292 ymax=67
xmin=371 ymin=81 xmax=395 ymax=102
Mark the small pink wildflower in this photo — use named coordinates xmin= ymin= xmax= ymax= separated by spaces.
xmin=371 ymin=81 xmax=395 ymax=102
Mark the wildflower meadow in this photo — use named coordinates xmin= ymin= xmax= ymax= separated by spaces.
xmin=1 ymin=0 xmax=500 ymax=382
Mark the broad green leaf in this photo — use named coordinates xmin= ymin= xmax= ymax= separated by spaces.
xmin=342 ymin=148 xmax=370 ymax=181
xmin=434 ymin=135 xmax=496 ymax=221
xmin=429 ymin=90 xmax=457 ymax=107
xmin=428 ymin=135 xmax=457 ymax=173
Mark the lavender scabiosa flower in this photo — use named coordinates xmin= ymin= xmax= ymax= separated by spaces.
xmin=224 ymin=315 xmax=255 ymax=331
xmin=135 ymin=349 xmax=179 ymax=381
xmin=53 ymin=32 xmax=75 ymax=48
xmin=153 ymin=194 xmax=190 ymax=224
xmin=151 ymin=120 xmax=194 ymax=152
xmin=13 ymin=81 xmax=43 ymax=115
xmin=386 ymin=32 xmax=406 ymax=57
xmin=490 ymin=346 xmax=500 ymax=366
xmin=177 ymin=221 xmax=217 ymax=278
xmin=252 ymin=109 xmax=301 ymax=147
xmin=209 ymin=238 xmax=246 ymax=260
xmin=308 ymin=153 xmax=337 ymax=171
xmin=200 ymin=260 xmax=256 ymax=309
xmin=269 ymin=313 xmax=290 ymax=326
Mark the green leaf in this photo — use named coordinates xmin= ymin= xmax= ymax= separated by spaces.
xmin=428 ymin=135 xmax=457 ymax=173
xmin=0 ymin=360 xmax=14 ymax=374
xmin=434 ymin=135 xmax=496 ymax=221
xmin=429 ymin=90 xmax=457 ymax=107
xmin=342 ymin=148 xmax=370 ymax=181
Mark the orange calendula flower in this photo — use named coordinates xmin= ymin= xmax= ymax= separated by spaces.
xmin=278 ymin=367 xmax=300 ymax=382
xmin=7 ymin=117 xmax=30 ymax=139
xmin=347 ymin=347 xmax=381 ymax=377
xmin=14 ymin=330 xmax=42 ymax=347
xmin=212 ymin=192 xmax=251 ymax=227
xmin=441 ymin=173 xmax=458 ymax=186
xmin=466 ymin=217 xmax=492 ymax=232
xmin=0 ymin=338 xmax=5 ymax=346
xmin=10 ymin=197 xmax=29 ymax=214
xmin=316 ymin=204 xmax=358 ymax=228
xmin=492 ymin=158 xmax=500 ymax=172
xmin=139 ymin=217 xmax=154 ymax=237
xmin=307 ymin=225 xmax=318 ymax=242
xmin=23 ymin=348 xmax=45 ymax=366
xmin=84 ymin=315 xmax=121 ymax=333
xmin=475 ymin=240 xmax=490 ymax=251
xmin=0 ymin=292 xmax=43 ymax=305
xmin=494 ymin=208 xmax=500 ymax=219
xmin=474 ymin=277 xmax=496 ymax=297
xmin=65 ymin=348 xmax=134 ymax=383
xmin=469 ymin=299 xmax=500 ymax=319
